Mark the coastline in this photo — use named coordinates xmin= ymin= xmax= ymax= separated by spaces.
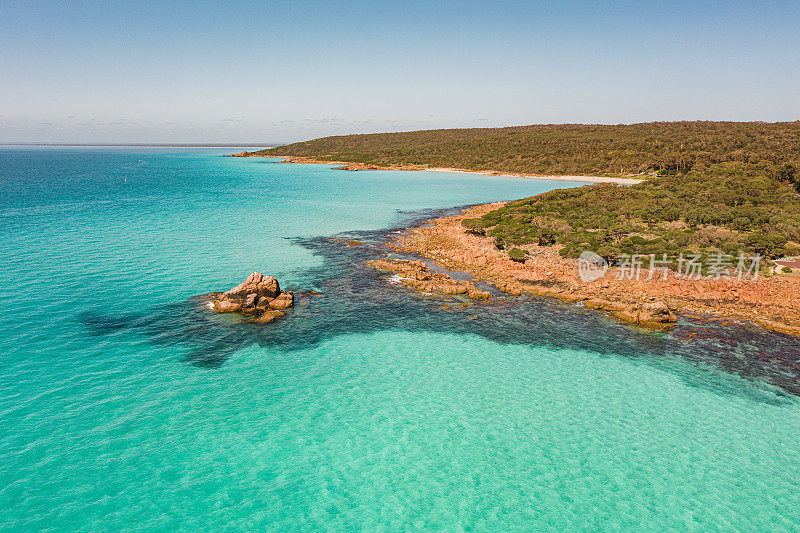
xmin=381 ymin=203 xmax=800 ymax=337
xmin=422 ymin=167 xmax=644 ymax=185
xmin=229 ymin=152 xmax=645 ymax=185
xmin=231 ymin=150 xmax=797 ymax=335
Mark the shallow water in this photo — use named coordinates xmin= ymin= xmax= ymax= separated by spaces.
xmin=1 ymin=147 xmax=800 ymax=530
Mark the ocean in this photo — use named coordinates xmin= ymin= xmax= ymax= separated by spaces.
xmin=1 ymin=147 xmax=799 ymax=531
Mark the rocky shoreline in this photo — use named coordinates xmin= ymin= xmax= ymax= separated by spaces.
xmin=379 ymin=203 xmax=800 ymax=337
xmin=368 ymin=258 xmax=491 ymax=300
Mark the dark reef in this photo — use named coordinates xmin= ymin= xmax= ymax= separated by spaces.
xmin=81 ymin=206 xmax=800 ymax=403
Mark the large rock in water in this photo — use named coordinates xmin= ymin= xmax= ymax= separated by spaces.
xmin=207 ymin=272 xmax=292 ymax=322
xmin=222 ymin=272 xmax=280 ymax=300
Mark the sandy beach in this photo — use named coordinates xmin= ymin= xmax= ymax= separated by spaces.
xmin=423 ymin=167 xmax=645 ymax=185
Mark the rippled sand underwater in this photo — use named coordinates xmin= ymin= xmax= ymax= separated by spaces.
xmin=1 ymin=147 xmax=799 ymax=530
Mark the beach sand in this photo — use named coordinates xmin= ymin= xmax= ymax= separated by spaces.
xmin=423 ymin=167 xmax=645 ymax=185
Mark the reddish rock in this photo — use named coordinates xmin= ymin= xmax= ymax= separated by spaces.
xmin=468 ymin=287 xmax=491 ymax=300
xmin=638 ymin=301 xmax=677 ymax=324
xmin=223 ymin=272 xmax=280 ymax=300
xmin=212 ymin=300 xmax=242 ymax=313
xmin=206 ymin=272 xmax=293 ymax=323
xmin=269 ymin=291 xmax=294 ymax=310
xmin=255 ymin=310 xmax=285 ymax=323
xmin=255 ymin=296 xmax=273 ymax=309
xmin=368 ymin=257 xmax=489 ymax=301
xmin=243 ymin=293 xmax=259 ymax=309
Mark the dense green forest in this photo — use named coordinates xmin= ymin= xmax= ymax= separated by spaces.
xmin=253 ymin=121 xmax=800 ymax=176
xmin=253 ymin=122 xmax=800 ymax=263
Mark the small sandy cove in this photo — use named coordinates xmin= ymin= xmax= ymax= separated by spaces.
xmin=423 ymin=167 xmax=644 ymax=185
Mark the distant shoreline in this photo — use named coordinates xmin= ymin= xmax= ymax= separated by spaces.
xmin=230 ymin=153 xmax=645 ymax=185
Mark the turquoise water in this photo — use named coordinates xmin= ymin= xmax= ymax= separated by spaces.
xmin=1 ymin=147 xmax=800 ymax=531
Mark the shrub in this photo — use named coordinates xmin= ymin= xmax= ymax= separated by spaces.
xmin=508 ymin=248 xmax=526 ymax=262
xmin=461 ymin=218 xmax=492 ymax=235
xmin=779 ymin=163 xmax=797 ymax=183
xmin=469 ymin=162 xmax=799 ymax=261
xmin=537 ymin=229 xmax=557 ymax=246
xmin=744 ymin=233 xmax=788 ymax=259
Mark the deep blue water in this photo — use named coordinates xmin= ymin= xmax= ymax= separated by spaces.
xmin=1 ymin=147 xmax=800 ymax=531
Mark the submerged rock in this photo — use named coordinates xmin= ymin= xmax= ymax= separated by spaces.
xmin=205 ymin=272 xmax=292 ymax=323
xmin=369 ymin=257 xmax=491 ymax=301
xmin=256 ymin=310 xmax=285 ymax=323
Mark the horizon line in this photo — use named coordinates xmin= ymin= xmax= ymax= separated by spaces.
xmin=0 ymin=143 xmax=281 ymax=148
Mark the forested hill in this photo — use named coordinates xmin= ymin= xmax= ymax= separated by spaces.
xmin=250 ymin=121 xmax=800 ymax=177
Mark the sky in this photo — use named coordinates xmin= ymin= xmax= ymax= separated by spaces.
xmin=1 ymin=0 xmax=799 ymax=144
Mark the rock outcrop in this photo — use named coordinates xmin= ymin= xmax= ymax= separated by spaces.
xmin=636 ymin=301 xmax=678 ymax=326
xmin=267 ymin=291 xmax=294 ymax=310
xmin=206 ymin=272 xmax=293 ymax=322
xmin=223 ymin=272 xmax=281 ymax=300
xmin=369 ymin=258 xmax=491 ymax=300
xmin=585 ymin=298 xmax=677 ymax=329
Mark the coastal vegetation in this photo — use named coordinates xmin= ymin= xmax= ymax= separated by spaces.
xmin=252 ymin=121 xmax=800 ymax=177
xmin=507 ymin=247 xmax=526 ymax=262
xmin=465 ymin=162 xmax=800 ymax=265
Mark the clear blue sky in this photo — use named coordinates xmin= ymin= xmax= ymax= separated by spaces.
xmin=1 ymin=0 xmax=798 ymax=144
